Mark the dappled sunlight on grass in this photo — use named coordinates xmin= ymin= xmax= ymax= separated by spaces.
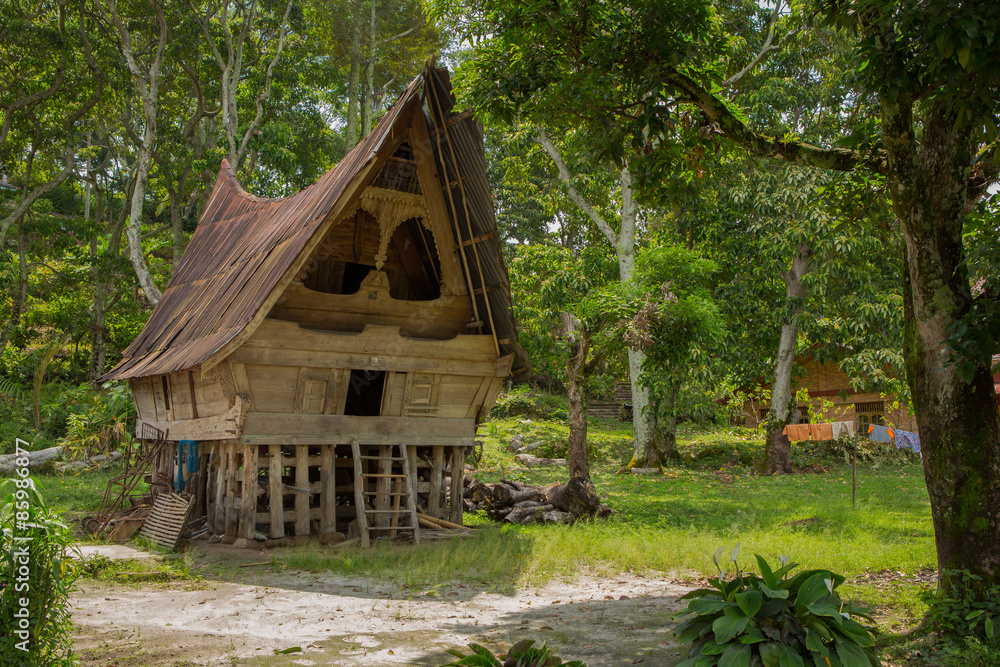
xmin=477 ymin=415 xmax=934 ymax=582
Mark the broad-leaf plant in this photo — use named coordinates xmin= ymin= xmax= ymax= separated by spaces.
xmin=674 ymin=544 xmax=881 ymax=667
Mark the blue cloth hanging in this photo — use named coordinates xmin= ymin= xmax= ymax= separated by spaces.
xmin=176 ymin=440 xmax=199 ymax=491
xmin=175 ymin=441 xmax=185 ymax=491
xmin=895 ymin=430 xmax=921 ymax=453
xmin=182 ymin=440 xmax=199 ymax=474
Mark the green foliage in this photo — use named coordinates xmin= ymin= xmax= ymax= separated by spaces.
xmin=675 ymin=548 xmax=881 ymax=667
xmin=0 ymin=481 xmax=78 ymax=666
xmin=443 ymin=639 xmax=585 ymax=667
xmin=58 ymin=381 xmax=134 ymax=459
xmin=490 ymin=387 xmax=568 ymax=421
xmin=924 ymin=570 xmax=1000 ymax=644
xmin=794 ymin=436 xmax=918 ymax=470
xmin=928 ymin=636 xmax=1000 ymax=667
xmin=0 ymin=381 xmax=124 ymax=455
xmin=508 ymin=243 xmax=620 ymax=391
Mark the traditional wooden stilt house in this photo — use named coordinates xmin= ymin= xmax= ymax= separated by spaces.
xmin=101 ymin=65 xmax=528 ymax=546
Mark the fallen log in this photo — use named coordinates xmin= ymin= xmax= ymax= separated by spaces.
xmin=514 ymin=453 xmax=568 ymax=468
xmin=0 ymin=446 xmax=63 ymax=475
xmin=465 ymin=475 xmax=611 ymax=524
xmin=504 ymin=505 xmax=549 ymax=524
xmin=55 ymin=451 xmax=123 ymax=473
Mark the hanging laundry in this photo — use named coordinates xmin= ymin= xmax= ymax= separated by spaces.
xmin=895 ymin=429 xmax=921 ymax=453
xmin=782 ymin=423 xmax=811 ymax=441
xmin=810 ymin=423 xmax=834 ymax=441
xmin=868 ymin=424 xmax=894 ymax=443
xmin=831 ymin=421 xmax=856 ymax=439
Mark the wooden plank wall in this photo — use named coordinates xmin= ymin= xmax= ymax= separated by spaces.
xmin=271 ymin=282 xmax=473 ymax=339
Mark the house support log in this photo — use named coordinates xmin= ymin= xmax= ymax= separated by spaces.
xmin=239 ymin=443 xmax=258 ymax=540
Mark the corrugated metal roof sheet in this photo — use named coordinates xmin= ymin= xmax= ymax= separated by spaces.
xmin=423 ymin=67 xmax=531 ymax=374
xmin=102 ymin=67 xmax=526 ymax=381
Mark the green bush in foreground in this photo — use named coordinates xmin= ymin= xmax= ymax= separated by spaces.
xmin=674 ymin=545 xmax=881 ymax=667
xmin=0 ymin=479 xmax=78 ymax=666
xmin=924 ymin=569 xmax=1000 ymax=641
xmin=443 ymin=639 xmax=585 ymax=667
xmin=921 ymin=568 xmax=1000 ymax=666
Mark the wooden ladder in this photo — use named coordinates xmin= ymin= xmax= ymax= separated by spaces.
xmin=351 ymin=438 xmax=420 ymax=548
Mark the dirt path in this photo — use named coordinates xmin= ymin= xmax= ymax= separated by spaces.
xmin=71 ymin=547 xmax=693 ymax=667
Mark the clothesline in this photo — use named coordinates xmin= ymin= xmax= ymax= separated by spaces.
xmin=780 ymin=421 xmax=921 ymax=453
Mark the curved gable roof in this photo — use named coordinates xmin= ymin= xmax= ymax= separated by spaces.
xmin=102 ymin=77 xmax=422 ymax=380
xmin=103 ymin=65 xmax=529 ymax=382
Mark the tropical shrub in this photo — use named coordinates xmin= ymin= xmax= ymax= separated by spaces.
xmin=923 ymin=569 xmax=1000 ymax=643
xmin=58 ymin=381 xmax=134 ymax=459
xmin=674 ymin=545 xmax=881 ymax=667
xmin=443 ymin=639 xmax=585 ymax=666
xmin=0 ymin=480 xmax=78 ymax=666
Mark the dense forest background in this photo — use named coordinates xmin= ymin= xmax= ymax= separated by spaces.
xmin=2 ymin=0 xmax=998 ymax=497
xmin=0 ymin=0 xmax=927 ymax=459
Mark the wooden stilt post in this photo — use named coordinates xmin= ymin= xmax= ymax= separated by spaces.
xmin=206 ymin=451 xmax=217 ymax=534
xmin=224 ymin=443 xmax=238 ymax=537
xmin=213 ymin=447 xmax=226 ymax=534
xmin=268 ymin=444 xmax=284 ymax=538
xmin=408 ymin=445 xmax=419 ymax=511
xmin=428 ymin=446 xmax=445 ymax=519
xmin=295 ymin=445 xmax=309 ymax=536
xmin=351 ymin=438 xmax=370 ymax=548
xmin=449 ymin=446 xmax=466 ymax=525
xmin=389 ymin=476 xmax=401 ymax=539
xmin=321 ymin=444 xmax=335 ymax=534
xmin=239 ymin=443 xmax=258 ymax=540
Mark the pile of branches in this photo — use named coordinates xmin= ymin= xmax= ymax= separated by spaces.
xmin=463 ymin=475 xmax=615 ymax=524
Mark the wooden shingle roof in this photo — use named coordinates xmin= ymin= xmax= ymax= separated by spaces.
xmin=103 ymin=67 xmax=527 ymax=381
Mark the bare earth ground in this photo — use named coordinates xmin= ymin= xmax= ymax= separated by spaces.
xmin=70 ymin=544 xmax=693 ymax=667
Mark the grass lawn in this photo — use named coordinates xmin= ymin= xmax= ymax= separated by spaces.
xmin=36 ymin=391 xmax=985 ymax=664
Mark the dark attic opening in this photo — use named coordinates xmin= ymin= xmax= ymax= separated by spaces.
xmin=301 ymin=140 xmax=443 ymax=301
xmin=344 ymin=369 xmax=386 ymax=416
xmin=389 ymin=217 xmax=441 ymax=300
xmin=341 ymin=261 xmax=377 ymax=294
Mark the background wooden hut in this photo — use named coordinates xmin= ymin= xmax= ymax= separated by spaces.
xmin=101 ymin=65 xmax=528 ymax=546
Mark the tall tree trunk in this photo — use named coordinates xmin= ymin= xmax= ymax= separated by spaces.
xmin=360 ymin=0 xmax=376 ymax=139
xmin=618 ymin=166 xmax=655 ymax=467
xmin=562 ymin=311 xmax=590 ymax=481
xmin=89 ymin=234 xmax=110 ymax=383
xmin=535 ymin=135 xmax=653 ymax=467
xmin=344 ymin=0 xmax=363 ymax=151
xmin=89 ymin=186 xmax=127 ymax=382
xmin=0 ymin=219 xmax=30 ymax=353
xmin=109 ymin=0 xmax=166 ymax=304
xmin=652 ymin=381 xmax=681 ymax=463
xmin=886 ymin=100 xmax=1000 ymax=591
xmin=763 ymin=242 xmax=811 ymax=474
xmin=169 ymin=185 xmax=183 ymax=266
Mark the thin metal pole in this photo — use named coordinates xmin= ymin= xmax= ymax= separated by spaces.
xmin=852 ymin=444 xmax=857 ymax=508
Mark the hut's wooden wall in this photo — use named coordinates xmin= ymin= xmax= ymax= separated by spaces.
xmin=270 ymin=282 xmax=472 ymax=339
